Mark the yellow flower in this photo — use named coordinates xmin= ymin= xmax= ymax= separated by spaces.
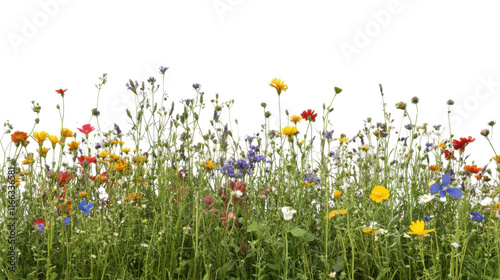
xmin=201 ymin=159 xmax=216 ymax=169
xmin=281 ymin=126 xmax=298 ymax=136
xmin=407 ymin=220 xmax=435 ymax=236
xmin=113 ymin=159 xmax=129 ymax=172
xmin=369 ymin=185 xmax=390 ymax=203
xmin=60 ymin=128 xmax=73 ymax=138
xmin=492 ymin=155 xmax=500 ymax=163
xmin=435 ymin=141 xmax=446 ymax=149
xmin=122 ymin=148 xmax=131 ymax=154
xmin=67 ymin=141 xmax=80 ymax=152
xmin=79 ymin=192 xmax=88 ymax=197
xmin=132 ymin=154 xmax=148 ymax=164
xmin=325 ymin=210 xmax=338 ymax=219
xmin=107 ymin=154 xmax=121 ymax=161
xmin=124 ymin=192 xmax=142 ymax=201
xmin=334 ymin=190 xmax=341 ymax=198
xmin=338 ymin=137 xmax=347 ymax=143
xmin=22 ymin=155 xmax=33 ymax=165
xmin=99 ymin=150 xmax=110 ymax=158
xmin=338 ymin=210 xmax=347 ymax=215
xmin=301 ymin=181 xmax=314 ymax=188
xmin=269 ymin=78 xmax=288 ymax=95
xmin=361 ymin=145 xmax=369 ymax=151
xmin=32 ymin=131 xmax=49 ymax=145
xmin=290 ymin=115 xmax=301 ymax=124
xmin=37 ymin=147 xmax=50 ymax=157
xmin=48 ymin=135 xmax=61 ymax=147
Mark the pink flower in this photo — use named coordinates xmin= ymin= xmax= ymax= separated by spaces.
xmin=77 ymin=124 xmax=95 ymax=135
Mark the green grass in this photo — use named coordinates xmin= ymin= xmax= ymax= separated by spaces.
xmin=1 ymin=72 xmax=499 ymax=279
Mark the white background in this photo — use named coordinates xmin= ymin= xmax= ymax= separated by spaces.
xmin=1 ymin=0 xmax=500 ymax=167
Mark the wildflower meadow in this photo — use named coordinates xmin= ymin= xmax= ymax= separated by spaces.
xmin=1 ymin=70 xmax=500 ymax=279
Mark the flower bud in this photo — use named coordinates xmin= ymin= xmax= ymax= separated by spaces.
xmin=395 ymin=102 xmax=407 ymax=110
xmin=481 ymin=129 xmax=490 ymax=137
xmin=447 ymin=99 xmax=455 ymax=106
xmin=411 ymin=96 xmax=419 ymax=104
xmin=334 ymin=87 xmax=342 ymax=94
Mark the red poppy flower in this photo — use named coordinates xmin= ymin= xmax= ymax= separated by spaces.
xmin=55 ymin=89 xmax=67 ymax=94
xmin=452 ymin=136 xmax=475 ymax=152
xmin=301 ymin=109 xmax=318 ymax=122
xmin=464 ymin=165 xmax=482 ymax=174
xmin=76 ymin=155 xmax=97 ymax=166
xmin=77 ymin=124 xmax=95 ymax=135
xmin=444 ymin=149 xmax=454 ymax=160
xmin=57 ymin=171 xmax=74 ymax=187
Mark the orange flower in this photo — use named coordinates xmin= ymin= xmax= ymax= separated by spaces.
xmin=79 ymin=192 xmax=88 ymax=197
xmin=334 ymin=190 xmax=341 ymax=198
xmin=67 ymin=141 xmax=80 ymax=152
xmin=429 ymin=165 xmax=439 ymax=171
xmin=464 ymin=165 xmax=482 ymax=174
xmin=11 ymin=131 xmax=29 ymax=144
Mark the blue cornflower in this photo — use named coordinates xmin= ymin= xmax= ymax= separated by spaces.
xmin=470 ymin=211 xmax=484 ymax=221
xmin=64 ymin=217 xmax=71 ymax=225
xmin=78 ymin=200 xmax=94 ymax=215
xmin=36 ymin=224 xmax=45 ymax=233
xmin=430 ymin=173 xmax=462 ymax=199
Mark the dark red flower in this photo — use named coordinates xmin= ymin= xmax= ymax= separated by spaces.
xmin=77 ymin=124 xmax=95 ymax=135
xmin=57 ymin=171 xmax=74 ymax=187
xmin=77 ymin=155 xmax=97 ymax=166
xmin=55 ymin=89 xmax=67 ymax=94
xmin=444 ymin=149 xmax=454 ymax=160
xmin=452 ymin=136 xmax=475 ymax=152
xmin=300 ymin=109 xmax=318 ymax=122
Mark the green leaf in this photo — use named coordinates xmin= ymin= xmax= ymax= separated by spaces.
xmin=247 ymin=220 xmax=260 ymax=233
xmin=304 ymin=232 xmax=315 ymax=242
xmin=50 ymin=272 xmax=58 ymax=280
xmin=333 ymin=256 xmax=344 ymax=272
xmin=289 ymin=227 xmax=307 ymax=237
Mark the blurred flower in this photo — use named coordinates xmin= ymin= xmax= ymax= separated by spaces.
xmin=407 ymin=220 xmax=434 ymax=236
xmin=418 ymin=194 xmax=434 ymax=204
xmin=159 ymin=66 xmax=169 ymax=74
xmin=33 ymin=218 xmax=48 ymax=233
xmin=470 ymin=211 xmax=484 ymax=221
xmin=97 ymin=187 xmax=109 ymax=201
xmin=77 ymin=155 xmax=97 ymax=166
xmin=362 ymin=222 xmax=378 ymax=233
xmin=334 ymin=190 xmax=341 ymax=198
xmin=57 ymin=171 xmax=74 ymax=187
xmin=269 ymin=78 xmax=288 ymax=95
xmin=451 ymin=242 xmax=460 ymax=248
xmin=369 ymin=185 xmax=390 ymax=203
xmin=201 ymin=159 xmax=216 ymax=169
xmin=281 ymin=207 xmax=297 ymax=221
xmin=480 ymin=197 xmax=493 ymax=206
xmin=63 ymin=217 xmax=71 ymax=225
xmin=444 ymin=149 xmax=454 ymax=160
xmin=37 ymin=147 xmax=50 ymax=157
xmin=329 ymin=271 xmax=336 ymax=278
xmin=79 ymin=192 xmax=88 ymax=197
xmin=430 ymin=173 xmax=462 ymax=199
xmin=140 ymin=243 xmax=149 ymax=248
xmin=429 ymin=165 xmax=439 ymax=171
xmin=338 ymin=136 xmax=347 ymax=144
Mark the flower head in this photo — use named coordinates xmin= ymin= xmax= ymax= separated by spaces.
xmin=290 ymin=115 xmax=301 ymax=124
xmin=78 ymin=200 xmax=94 ymax=215
xmin=56 ymin=89 xmax=67 ymax=96
xmin=300 ymin=109 xmax=318 ymax=122
xmin=269 ymin=78 xmax=288 ymax=95
xmin=32 ymin=131 xmax=49 ymax=145
xmin=407 ymin=220 xmax=435 ymax=236
xmin=418 ymin=194 xmax=434 ymax=204
xmin=60 ymin=128 xmax=73 ymax=139
xmin=281 ymin=207 xmax=297 ymax=221
xmin=369 ymin=185 xmax=390 ymax=203
xmin=470 ymin=211 xmax=484 ymax=221
xmin=11 ymin=131 xmax=29 ymax=145
xmin=281 ymin=126 xmax=298 ymax=136
xmin=452 ymin=136 xmax=475 ymax=152
xmin=63 ymin=217 xmax=71 ymax=225
xmin=77 ymin=124 xmax=95 ymax=135
xmin=464 ymin=165 xmax=482 ymax=174
xmin=429 ymin=173 xmax=462 ymax=199
xmin=33 ymin=218 xmax=48 ymax=233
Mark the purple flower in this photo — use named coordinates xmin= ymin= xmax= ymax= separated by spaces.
xmin=95 ymin=142 xmax=102 ymax=149
xmin=36 ymin=224 xmax=45 ymax=233
xmin=64 ymin=217 xmax=71 ymax=225
xmin=430 ymin=173 xmax=462 ymax=199
xmin=192 ymin=83 xmax=201 ymax=89
xmin=114 ymin=124 xmax=122 ymax=135
xmin=322 ymin=130 xmax=334 ymax=139
xmin=433 ymin=125 xmax=441 ymax=130
xmin=405 ymin=124 xmax=413 ymax=130
xmin=147 ymin=77 xmax=156 ymax=84
xmin=470 ymin=211 xmax=484 ymax=221
xmin=159 ymin=66 xmax=169 ymax=74
xmin=424 ymin=215 xmax=432 ymax=221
